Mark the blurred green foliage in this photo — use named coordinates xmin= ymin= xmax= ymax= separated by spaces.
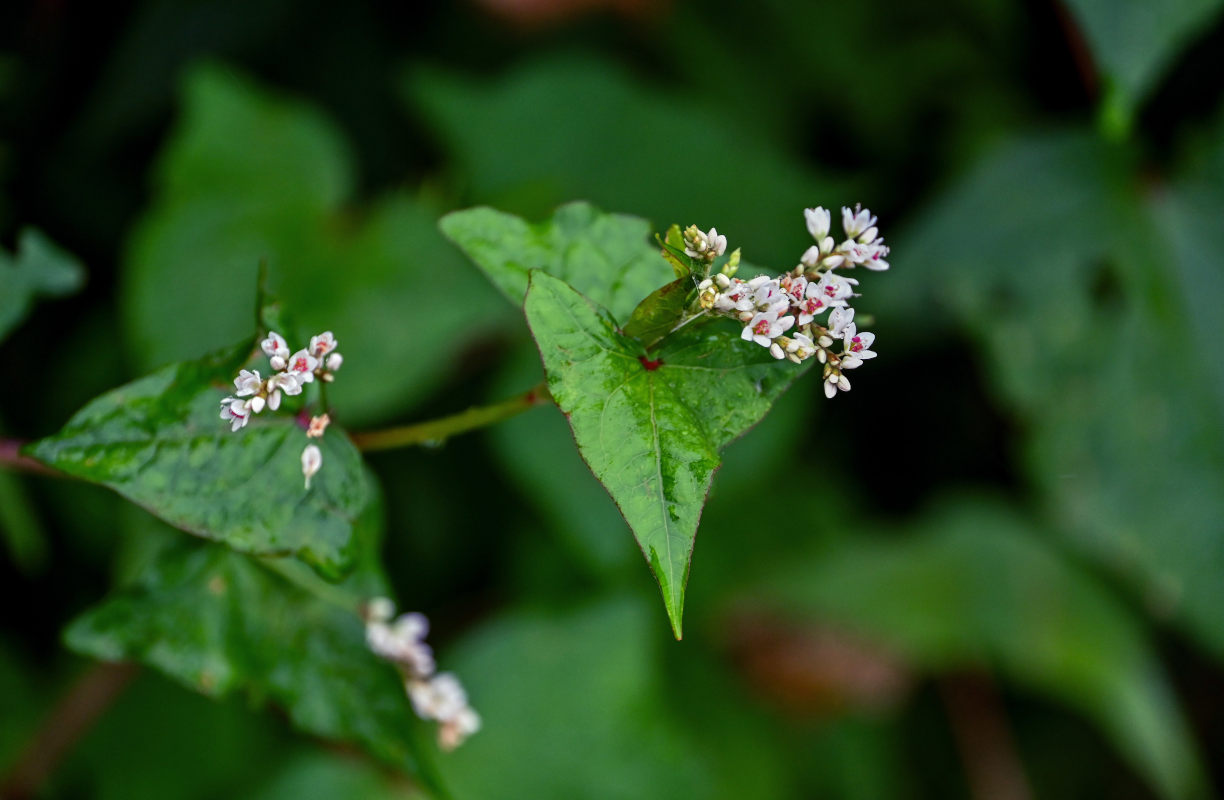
xmin=2 ymin=0 xmax=1223 ymax=798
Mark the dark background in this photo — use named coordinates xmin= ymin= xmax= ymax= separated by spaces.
xmin=2 ymin=1 xmax=1223 ymax=798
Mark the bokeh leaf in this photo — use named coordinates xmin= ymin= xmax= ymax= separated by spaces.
xmin=437 ymin=595 xmax=772 ymax=800
xmin=1062 ymin=0 xmax=1224 ymax=134
xmin=411 ymin=55 xmax=851 ymax=267
xmin=26 ymin=341 xmax=372 ymax=577
xmin=121 ymin=63 xmax=508 ymax=425
xmin=64 ymin=509 xmax=444 ymax=795
xmin=524 ymin=271 xmax=798 ymax=637
xmin=0 ymin=228 xmax=85 ymax=343
xmin=751 ymin=498 xmax=1206 ymax=800
xmin=899 ymin=129 xmax=1224 ymax=659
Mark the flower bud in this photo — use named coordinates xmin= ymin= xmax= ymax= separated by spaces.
xmin=248 ymin=395 xmax=266 ymax=414
xmin=326 ymin=352 xmax=343 ymax=371
xmin=301 ymin=444 xmax=322 ymax=489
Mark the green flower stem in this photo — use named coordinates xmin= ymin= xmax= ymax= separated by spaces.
xmin=349 ymin=380 xmax=552 ymax=453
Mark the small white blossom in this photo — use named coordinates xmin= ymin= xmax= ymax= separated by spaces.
xmin=683 ymin=225 xmax=727 ymax=261
xmin=248 ymin=395 xmax=266 ymax=414
xmin=265 ymin=371 xmax=302 ymax=411
xmin=310 ymin=331 xmax=338 ymax=358
xmin=785 ymin=332 xmax=818 ymax=364
xmin=368 ymin=611 xmax=435 ymax=678
xmin=326 ymin=352 xmax=343 ymax=371
xmin=824 ymin=372 xmax=852 ymax=398
xmin=438 ymin=706 xmax=482 ymax=752
xmin=261 ymin=332 xmax=289 ymax=362
xmin=842 ymin=323 xmax=877 ymax=362
xmin=301 ymin=443 xmax=322 ymax=489
xmin=841 ymin=205 xmax=878 ymax=239
xmin=233 ymin=369 xmax=262 ymax=397
xmin=804 ymin=206 xmax=831 ymax=241
xmin=828 ymin=307 xmax=855 ymax=338
xmin=219 ymin=397 xmax=250 ymax=432
xmin=741 ymin=310 xmax=794 ymax=347
xmin=286 ymin=350 xmax=318 ymax=383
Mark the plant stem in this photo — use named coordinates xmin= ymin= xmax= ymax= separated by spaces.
xmin=349 ymin=380 xmax=552 ymax=453
xmin=0 ymin=662 xmax=140 ymax=799
xmin=0 ymin=439 xmax=57 ymax=477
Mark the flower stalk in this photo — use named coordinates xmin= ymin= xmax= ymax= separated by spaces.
xmin=350 ymin=380 xmax=552 ymax=453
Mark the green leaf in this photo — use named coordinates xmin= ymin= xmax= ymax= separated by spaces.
xmin=899 ymin=130 xmax=1224 ymax=661
xmin=440 ymin=202 xmax=674 ymax=321
xmin=524 ymin=271 xmax=799 ymax=637
xmin=26 ymin=341 xmax=372 ymax=577
xmin=0 ymin=228 xmax=86 ymax=342
xmin=656 ymin=225 xmax=694 ymax=279
xmin=621 ymin=277 xmax=696 ymax=348
xmin=1062 ymin=0 xmax=1224 ymax=135
xmin=408 ymin=55 xmax=853 ymax=268
xmin=437 ymin=596 xmax=739 ymax=799
xmin=751 ymin=499 xmax=1207 ymax=800
xmin=122 ymin=63 xmax=508 ymax=425
xmin=64 ymin=511 xmax=445 ymax=796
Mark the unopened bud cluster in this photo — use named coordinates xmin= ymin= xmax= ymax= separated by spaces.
xmin=219 ymin=330 xmax=343 ymax=487
xmin=694 ymin=205 xmax=888 ymax=398
xmin=365 ymin=598 xmax=481 ymax=751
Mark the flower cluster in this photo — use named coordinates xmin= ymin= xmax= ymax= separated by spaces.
xmin=365 ymin=598 xmax=481 ymax=750
xmin=695 ymin=205 xmax=888 ymax=398
xmin=220 ymin=330 xmax=343 ymax=486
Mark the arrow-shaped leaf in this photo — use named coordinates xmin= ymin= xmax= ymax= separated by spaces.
xmin=524 ymin=271 xmax=799 ymax=637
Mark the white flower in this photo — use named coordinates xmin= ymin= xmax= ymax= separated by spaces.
xmin=310 ymin=331 xmax=338 ymax=358
xmin=248 ymin=395 xmax=266 ymax=414
xmin=715 ymin=279 xmax=755 ymax=313
xmin=286 ymin=350 xmax=318 ymax=383
xmin=805 ymin=206 xmax=831 ymax=241
xmin=219 ymin=397 xmax=250 ymax=432
xmin=438 ymin=706 xmax=482 ymax=752
xmin=824 ymin=372 xmax=851 ymax=398
xmin=741 ymin=310 xmax=794 ymax=347
xmin=839 ymin=240 xmax=891 ymax=271
xmin=265 ymin=371 xmax=302 ymax=411
xmin=326 ymin=352 xmax=343 ymax=371
xmin=841 ymin=323 xmax=877 ymax=362
xmin=368 ymin=611 xmax=435 ymax=678
xmin=841 ymin=205 xmax=877 ymax=239
xmin=301 ymin=443 xmax=322 ymax=489
xmin=233 ymin=369 xmax=262 ymax=397
xmin=781 ymin=275 xmax=807 ymax=303
xmin=683 ymin=225 xmax=725 ymax=260
xmin=828 ymin=307 xmax=855 ymax=337
xmin=751 ymin=278 xmax=788 ymax=312
xmin=408 ymin=673 xmax=481 ymax=750
xmin=261 ymin=332 xmax=289 ymax=363
xmin=785 ymin=332 xmax=817 ymax=364
xmin=409 ymin=672 xmax=469 ymax=722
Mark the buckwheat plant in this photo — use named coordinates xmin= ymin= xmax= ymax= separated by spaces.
xmin=17 ymin=199 xmax=895 ymax=791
